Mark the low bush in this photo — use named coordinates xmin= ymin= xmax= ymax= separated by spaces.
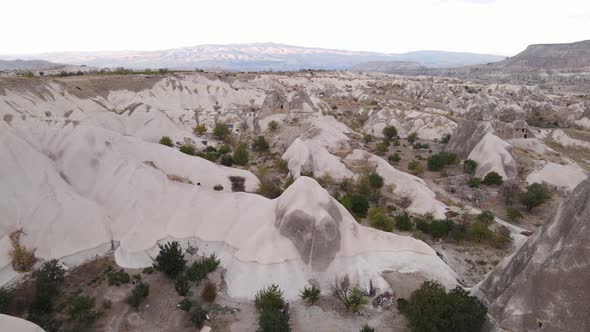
xmin=463 ymin=159 xmax=478 ymax=175
xmin=413 ymin=142 xmax=430 ymax=150
xmin=257 ymin=179 xmax=283 ymax=199
xmin=233 ymin=144 xmax=249 ymax=166
xmin=0 ymin=288 xmax=14 ymax=314
xmin=107 ymin=270 xmax=130 ymax=286
xmin=179 ymin=144 xmax=196 ymax=156
xmin=268 ymin=120 xmax=279 ymax=131
xmin=193 ymin=124 xmax=207 ymax=135
xmin=467 ymin=177 xmax=481 ymax=188
xmin=213 ymin=122 xmax=230 ymax=140
xmin=395 ymin=212 xmax=413 ymax=231
xmin=388 ymin=153 xmax=401 ymax=163
xmin=67 ymin=293 xmax=97 ymax=328
xmin=477 ymin=210 xmax=495 ymax=224
xmin=178 ymin=298 xmax=193 ymax=311
xmin=427 ymin=152 xmax=458 ymax=171
xmin=506 ymin=207 xmax=523 ymax=223
xmin=253 ymin=136 xmax=270 ymax=151
xmin=330 ymin=276 xmax=367 ymax=313
xmin=368 ymin=207 xmax=394 ymax=232
xmin=220 ymin=154 xmax=234 ymax=166
xmin=407 ymin=132 xmax=418 ymax=144
xmin=408 ymin=160 xmax=425 ymax=176
xmin=360 ymin=325 xmax=375 ymax=332
xmin=482 ymin=171 xmax=503 ymax=185
xmin=340 ymin=194 xmax=370 ymax=217
xmin=159 ymin=136 xmax=173 ymax=147
xmin=255 ymin=284 xmax=285 ymax=312
xmin=175 ymin=274 xmax=191 ymax=297
xmin=383 ymin=126 xmax=398 ymax=139
xmin=401 ymin=281 xmax=486 ymax=332
xmin=190 ymin=304 xmax=209 ymax=329
xmin=519 ymin=182 xmax=551 ymax=211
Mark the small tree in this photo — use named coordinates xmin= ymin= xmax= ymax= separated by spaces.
xmin=360 ymin=325 xmax=375 ymax=332
xmin=233 ymin=144 xmax=249 ymax=166
xmin=477 ymin=210 xmax=495 ymax=224
xmin=255 ymin=284 xmax=285 ymax=312
xmin=347 ymin=194 xmax=370 ymax=217
xmin=257 ymin=305 xmax=290 ymax=332
xmin=299 ymin=283 xmax=321 ymax=305
xmin=367 ymin=172 xmax=384 ymax=189
xmin=482 ymin=171 xmax=503 ymax=185
xmin=159 ymin=136 xmax=173 ymax=147
xmin=252 ymin=135 xmax=270 ymax=151
xmin=506 ymin=207 xmax=523 ymax=223
xmin=201 ymin=281 xmax=218 ymax=302
xmin=500 ymin=180 xmax=520 ymax=205
xmin=330 ymin=276 xmax=367 ymax=313
xmin=67 ymin=293 xmax=97 ymax=328
xmin=407 ymin=132 xmax=418 ymax=144
xmin=395 ymin=212 xmax=413 ymax=231
xmin=519 ymin=183 xmax=551 ymax=211
xmin=462 ymin=159 xmax=478 ymax=175
xmin=213 ymin=122 xmax=231 ymax=140
xmin=382 ymin=126 xmax=398 ymax=139
xmin=467 ymin=177 xmax=481 ymax=188
xmin=363 ymin=134 xmax=373 ymax=144
xmin=193 ymin=124 xmax=207 ymax=135
xmin=128 ymin=282 xmax=149 ymax=310
xmin=153 ymin=241 xmax=187 ymax=279
xmin=175 ymin=274 xmax=191 ymax=297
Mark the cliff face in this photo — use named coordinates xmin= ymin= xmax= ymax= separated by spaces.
xmin=478 ymin=179 xmax=590 ymax=331
xmin=497 ymin=40 xmax=590 ymax=72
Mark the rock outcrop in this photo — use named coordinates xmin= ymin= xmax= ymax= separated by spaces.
xmin=478 ymin=179 xmax=590 ymax=331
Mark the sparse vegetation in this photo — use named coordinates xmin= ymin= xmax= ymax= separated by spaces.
xmin=107 ymin=270 xmax=130 ymax=286
xmin=407 ymin=132 xmax=418 ymax=144
xmin=506 ymin=207 xmax=523 ymax=223
xmin=233 ymin=144 xmax=249 ymax=166
xmin=368 ymin=207 xmax=394 ymax=232
xmin=467 ymin=177 xmax=482 ymax=188
xmin=0 ymin=287 xmax=14 ymax=314
xmin=340 ymin=193 xmax=370 ymax=217
xmin=190 ymin=304 xmax=209 ymax=329
xmin=175 ymin=273 xmax=191 ymax=296
xmin=427 ymin=152 xmax=458 ymax=171
xmin=213 ymin=122 xmax=231 ymax=140
xmin=9 ymin=229 xmax=36 ymax=272
xmin=67 ymin=293 xmax=97 ymax=328
xmin=388 ymin=153 xmax=401 ymax=163
xmin=253 ymin=135 xmax=270 ymax=151
xmin=408 ymin=160 xmax=425 ymax=176
xmin=268 ymin=120 xmax=279 ymax=131
xmin=500 ymin=180 xmax=520 ymax=205
xmin=255 ymin=284 xmax=290 ymax=331
xmin=395 ymin=212 xmax=413 ymax=231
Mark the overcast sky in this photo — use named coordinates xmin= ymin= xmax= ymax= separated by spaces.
xmin=2 ymin=0 xmax=589 ymax=56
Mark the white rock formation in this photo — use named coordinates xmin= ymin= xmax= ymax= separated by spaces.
xmin=345 ymin=150 xmax=449 ymax=218
xmin=526 ymin=161 xmax=587 ymax=190
xmin=468 ymin=132 xmax=517 ymax=179
xmin=0 ymin=314 xmax=45 ymax=332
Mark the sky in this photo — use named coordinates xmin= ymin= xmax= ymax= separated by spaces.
xmin=2 ymin=0 xmax=589 ymax=56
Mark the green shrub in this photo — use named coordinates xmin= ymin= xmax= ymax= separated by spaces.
xmin=175 ymin=274 xmax=191 ymax=297
xmin=367 ymin=172 xmax=384 ymax=189
xmin=427 ymin=152 xmax=458 ymax=171
xmin=477 ymin=210 xmax=495 ymax=224
xmin=506 ymin=207 xmax=523 ymax=223
xmin=128 ymin=282 xmax=149 ymax=310
xmin=201 ymin=281 xmax=217 ymax=302
xmin=213 ymin=122 xmax=230 ymax=140
xmin=142 ymin=267 xmax=154 ymax=275
xmin=401 ymin=281 xmax=486 ymax=332
xmin=253 ymin=136 xmax=270 ymax=151
xmin=257 ymin=306 xmax=290 ymax=332
xmin=159 ymin=136 xmax=173 ymax=147
xmin=375 ymin=142 xmax=388 ymax=155
xmin=330 ymin=276 xmax=367 ymax=313
xmin=388 ymin=153 xmax=401 ymax=163
xmin=482 ymin=171 xmax=504 ymax=185
xmin=220 ymin=154 xmax=234 ymax=166
xmin=107 ymin=270 xmax=130 ymax=286
xmin=255 ymin=284 xmax=285 ymax=312
xmin=344 ymin=194 xmax=370 ymax=217
xmin=383 ymin=126 xmax=398 ymax=139
xmin=467 ymin=177 xmax=481 ymax=188
xmin=257 ymin=180 xmax=283 ymax=198
xmin=268 ymin=120 xmax=279 ymax=131
xmin=178 ymin=298 xmax=193 ymax=311
xmin=360 ymin=325 xmax=375 ymax=332
xmin=519 ymin=182 xmax=551 ymax=211
xmin=368 ymin=207 xmax=394 ymax=232
xmin=463 ymin=159 xmax=478 ymax=175
xmin=193 ymin=124 xmax=207 ymax=135
xmin=466 ymin=222 xmax=492 ymax=242
xmin=395 ymin=212 xmax=413 ymax=231
xmin=299 ymin=283 xmax=321 ymax=305
xmin=408 ymin=160 xmax=425 ymax=176
xmin=363 ymin=134 xmax=373 ymax=143
xmin=67 ymin=293 xmax=96 ymax=327
xmin=407 ymin=132 xmax=418 ymax=144
xmin=233 ymin=144 xmax=249 ymax=166
xmin=153 ymin=241 xmax=187 ymax=279
xmin=179 ymin=144 xmax=196 ymax=156
xmin=217 ymin=144 xmax=231 ymax=155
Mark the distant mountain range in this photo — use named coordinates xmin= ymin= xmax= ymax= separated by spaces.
xmin=0 ymin=59 xmax=63 ymax=71
xmin=0 ymin=43 xmax=505 ymax=71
